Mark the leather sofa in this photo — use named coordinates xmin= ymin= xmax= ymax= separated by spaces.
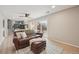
xmin=13 ymin=37 xmax=30 ymax=50
xmin=13 ymin=30 xmax=43 ymax=50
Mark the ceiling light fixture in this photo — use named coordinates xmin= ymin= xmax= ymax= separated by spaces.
xmin=51 ymin=5 xmax=56 ymax=8
xmin=25 ymin=13 xmax=29 ymax=17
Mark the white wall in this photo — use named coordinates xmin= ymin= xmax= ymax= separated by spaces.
xmin=35 ymin=16 xmax=48 ymax=26
xmin=0 ymin=15 xmax=3 ymax=43
xmin=0 ymin=13 xmax=5 ymax=45
xmin=48 ymin=6 xmax=79 ymax=47
xmin=0 ymin=9 xmax=8 ymax=45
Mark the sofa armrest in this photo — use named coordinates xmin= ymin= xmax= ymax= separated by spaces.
xmin=13 ymin=36 xmax=18 ymax=43
xmin=35 ymin=33 xmax=43 ymax=37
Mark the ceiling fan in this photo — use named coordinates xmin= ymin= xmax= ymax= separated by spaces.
xmin=18 ymin=13 xmax=30 ymax=17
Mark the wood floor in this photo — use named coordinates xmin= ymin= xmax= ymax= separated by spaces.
xmin=0 ymin=32 xmax=79 ymax=54
xmin=0 ymin=34 xmax=16 ymax=54
xmin=0 ymin=32 xmax=63 ymax=54
xmin=49 ymin=39 xmax=79 ymax=54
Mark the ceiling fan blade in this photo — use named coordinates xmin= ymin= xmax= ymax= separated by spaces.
xmin=25 ymin=13 xmax=29 ymax=17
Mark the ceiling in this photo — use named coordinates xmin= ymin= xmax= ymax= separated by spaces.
xmin=0 ymin=5 xmax=76 ymax=20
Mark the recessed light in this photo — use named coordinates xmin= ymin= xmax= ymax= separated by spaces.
xmin=51 ymin=5 xmax=56 ymax=8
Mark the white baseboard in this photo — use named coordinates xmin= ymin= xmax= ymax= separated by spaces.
xmin=49 ymin=37 xmax=79 ymax=48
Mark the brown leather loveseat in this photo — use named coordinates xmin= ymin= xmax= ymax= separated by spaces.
xmin=13 ymin=30 xmax=43 ymax=50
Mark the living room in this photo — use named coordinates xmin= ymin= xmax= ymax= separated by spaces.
xmin=0 ymin=5 xmax=79 ymax=54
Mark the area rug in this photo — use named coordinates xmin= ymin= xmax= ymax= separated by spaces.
xmin=16 ymin=40 xmax=63 ymax=54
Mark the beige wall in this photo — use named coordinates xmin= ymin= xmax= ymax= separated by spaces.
xmin=48 ymin=6 xmax=79 ymax=47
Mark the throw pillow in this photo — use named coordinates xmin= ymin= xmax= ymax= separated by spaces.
xmin=21 ymin=32 xmax=27 ymax=39
xmin=16 ymin=32 xmax=21 ymax=38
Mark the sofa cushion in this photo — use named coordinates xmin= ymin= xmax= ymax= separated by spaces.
xmin=21 ymin=32 xmax=27 ymax=39
xmin=16 ymin=32 xmax=22 ymax=38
